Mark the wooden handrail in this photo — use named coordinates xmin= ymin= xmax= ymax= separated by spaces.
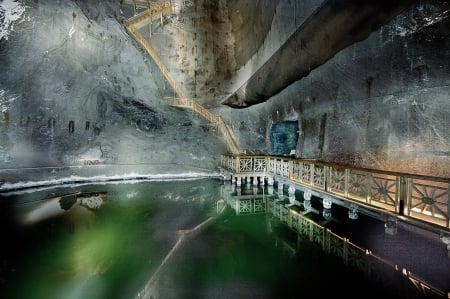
xmin=124 ymin=2 xmax=174 ymax=29
xmin=168 ymin=98 xmax=240 ymax=154
xmin=123 ymin=1 xmax=240 ymax=154
xmin=220 ymin=154 xmax=450 ymax=230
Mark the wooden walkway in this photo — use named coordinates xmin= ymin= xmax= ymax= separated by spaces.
xmin=220 ymin=154 xmax=450 ymax=233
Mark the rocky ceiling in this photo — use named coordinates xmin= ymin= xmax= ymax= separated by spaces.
xmin=127 ymin=0 xmax=421 ymax=109
xmin=222 ymin=0 xmax=419 ymax=108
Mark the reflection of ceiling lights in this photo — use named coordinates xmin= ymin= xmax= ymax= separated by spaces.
xmin=303 ymin=199 xmax=311 ymax=210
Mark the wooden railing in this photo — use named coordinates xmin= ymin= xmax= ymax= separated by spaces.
xmin=125 ymin=25 xmax=189 ymax=100
xmin=168 ymin=98 xmax=240 ymax=154
xmin=124 ymin=2 xmax=174 ymax=29
xmin=220 ymin=154 xmax=450 ymax=230
xmin=124 ymin=5 xmax=240 ymax=154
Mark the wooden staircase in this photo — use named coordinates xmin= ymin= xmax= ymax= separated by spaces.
xmin=123 ymin=1 xmax=240 ymax=154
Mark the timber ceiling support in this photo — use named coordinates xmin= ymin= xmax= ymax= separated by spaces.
xmin=222 ymin=0 xmax=419 ymax=108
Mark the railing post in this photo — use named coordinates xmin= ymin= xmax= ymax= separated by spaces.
xmin=325 ymin=165 xmax=331 ymax=192
xmin=398 ymin=175 xmax=407 ymax=216
xmin=344 ymin=169 xmax=350 ymax=197
xmin=289 ymin=158 xmax=294 ymax=181
xmin=367 ymin=172 xmax=373 ymax=205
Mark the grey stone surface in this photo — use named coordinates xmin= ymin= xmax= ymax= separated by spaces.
xmin=0 ymin=0 xmax=227 ymax=184
xmin=1 ymin=0 xmax=449 ymax=182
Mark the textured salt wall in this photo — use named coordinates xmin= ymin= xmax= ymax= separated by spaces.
xmin=0 ymin=0 xmax=227 ymax=175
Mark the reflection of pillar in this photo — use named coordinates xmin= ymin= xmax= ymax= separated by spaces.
xmin=267 ymin=176 xmax=274 ymax=186
xmin=268 ymin=186 xmax=274 ymax=195
xmin=303 ymin=190 xmax=312 ymax=210
xmin=303 ymin=199 xmax=311 ymax=210
xmin=322 ymin=197 xmax=332 ymax=220
xmin=261 ymin=176 xmax=266 ymax=186
xmin=322 ymin=208 xmax=332 ymax=220
xmin=245 ymin=177 xmax=251 ymax=189
xmin=440 ymin=235 xmax=450 ymax=259
xmin=253 ymin=176 xmax=258 ymax=186
xmin=236 ymin=185 xmax=242 ymax=196
xmin=348 ymin=204 xmax=358 ymax=220
xmin=303 ymin=190 xmax=311 ymax=201
xmin=278 ymin=183 xmax=284 ymax=196
xmin=288 ymin=185 xmax=296 ymax=205
xmin=236 ymin=176 xmax=242 ymax=186
xmin=231 ymin=183 xmax=236 ymax=193
xmin=385 ymin=216 xmax=397 ymax=235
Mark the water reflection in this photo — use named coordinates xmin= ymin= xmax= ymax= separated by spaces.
xmin=22 ymin=191 xmax=107 ymax=225
xmin=0 ymin=179 xmax=446 ymax=299
xmin=0 ymin=179 xmax=222 ymax=299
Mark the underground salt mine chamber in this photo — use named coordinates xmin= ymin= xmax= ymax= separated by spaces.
xmin=0 ymin=1 xmax=449 ymax=298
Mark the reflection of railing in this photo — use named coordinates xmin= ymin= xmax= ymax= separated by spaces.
xmin=220 ymin=183 xmax=275 ymax=215
xmin=268 ymin=198 xmax=448 ymax=299
xmin=220 ymin=154 xmax=450 ymax=230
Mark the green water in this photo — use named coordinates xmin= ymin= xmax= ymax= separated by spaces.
xmin=0 ymin=179 xmax=398 ymax=299
xmin=154 ymin=209 xmax=392 ymax=299
xmin=0 ymin=179 xmax=219 ymax=299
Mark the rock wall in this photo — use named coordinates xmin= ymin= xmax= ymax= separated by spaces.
xmin=1 ymin=0 xmax=448 ymax=179
xmin=255 ymin=0 xmax=450 ymax=177
xmin=0 ymin=0 xmax=227 ymax=174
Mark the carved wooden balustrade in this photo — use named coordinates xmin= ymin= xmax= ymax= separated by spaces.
xmin=220 ymin=154 xmax=450 ymax=230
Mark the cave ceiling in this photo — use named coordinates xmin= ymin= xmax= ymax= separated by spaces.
xmin=123 ymin=0 xmax=421 ymax=109
xmin=221 ymin=0 xmax=420 ymax=108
